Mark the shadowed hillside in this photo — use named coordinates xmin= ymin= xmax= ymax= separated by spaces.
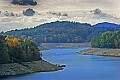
xmin=93 ymin=22 xmax=120 ymax=27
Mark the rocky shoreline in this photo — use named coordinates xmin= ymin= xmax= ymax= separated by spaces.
xmin=0 ymin=60 xmax=63 ymax=77
xmin=77 ymin=48 xmax=120 ymax=57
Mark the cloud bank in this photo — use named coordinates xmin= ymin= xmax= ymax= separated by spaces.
xmin=0 ymin=0 xmax=120 ymax=31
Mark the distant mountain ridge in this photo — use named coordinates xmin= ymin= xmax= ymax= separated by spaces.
xmin=93 ymin=22 xmax=120 ymax=27
xmin=3 ymin=21 xmax=120 ymax=45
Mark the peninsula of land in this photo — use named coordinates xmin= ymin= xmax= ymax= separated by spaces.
xmin=77 ymin=48 xmax=120 ymax=57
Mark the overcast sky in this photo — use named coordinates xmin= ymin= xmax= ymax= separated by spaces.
xmin=0 ymin=0 xmax=120 ymax=31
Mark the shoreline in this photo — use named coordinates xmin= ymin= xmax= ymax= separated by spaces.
xmin=39 ymin=43 xmax=91 ymax=50
xmin=0 ymin=60 xmax=63 ymax=77
xmin=77 ymin=48 xmax=120 ymax=57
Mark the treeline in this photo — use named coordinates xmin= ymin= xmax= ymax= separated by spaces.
xmin=11 ymin=0 xmax=37 ymax=6
xmin=4 ymin=21 xmax=120 ymax=46
xmin=91 ymin=30 xmax=120 ymax=48
xmin=0 ymin=35 xmax=41 ymax=64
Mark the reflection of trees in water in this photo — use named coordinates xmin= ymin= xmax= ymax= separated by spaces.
xmin=11 ymin=0 xmax=37 ymax=6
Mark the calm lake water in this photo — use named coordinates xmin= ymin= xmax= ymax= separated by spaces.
xmin=2 ymin=47 xmax=120 ymax=80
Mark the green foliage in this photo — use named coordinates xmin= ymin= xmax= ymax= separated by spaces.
xmin=0 ymin=35 xmax=41 ymax=64
xmin=4 ymin=21 xmax=120 ymax=46
xmin=91 ymin=30 xmax=120 ymax=48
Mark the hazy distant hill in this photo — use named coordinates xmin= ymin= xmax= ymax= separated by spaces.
xmin=4 ymin=21 xmax=120 ymax=45
xmin=93 ymin=22 xmax=120 ymax=27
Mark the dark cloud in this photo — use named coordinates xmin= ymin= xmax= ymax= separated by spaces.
xmin=90 ymin=8 xmax=119 ymax=20
xmin=91 ymin=8 xmax=101 ymax=14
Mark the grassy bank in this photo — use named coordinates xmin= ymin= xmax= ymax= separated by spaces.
xmin=77 ymin=48 xmax=120 ymax=57
xmin=0 ymin=60 xmax=63 ymax=77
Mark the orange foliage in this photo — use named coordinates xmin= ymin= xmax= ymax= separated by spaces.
xmin=9 ymin=41 xmax=13 ymax=47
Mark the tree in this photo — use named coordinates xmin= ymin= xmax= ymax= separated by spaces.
xmin=91 ymin=30 xmax=120 ymax=48
xmin=4 ymin=21 xmax=120 ymax=45
xmin=0 ymin=35 xmax=42 ymax=64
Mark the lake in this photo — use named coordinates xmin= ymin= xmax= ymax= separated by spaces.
xmin=2 ymin=47 xmax=120 ymax=80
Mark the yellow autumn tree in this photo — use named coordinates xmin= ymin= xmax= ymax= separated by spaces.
xmin=13 ymin=38 xmax=18 ymax=44
xmin=5 ymin=36 xmax=10 ymax=41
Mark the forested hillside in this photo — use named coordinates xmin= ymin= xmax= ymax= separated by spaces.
xmin=91 ymin=30 xmax=120 ymax=48
xmin=3 ymin=21 xmax=120 ymax=45
xmin=93 ymin=22 xmax=120 ymax=27
xmin=0 ymin=35 xmax=41 ymax=64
